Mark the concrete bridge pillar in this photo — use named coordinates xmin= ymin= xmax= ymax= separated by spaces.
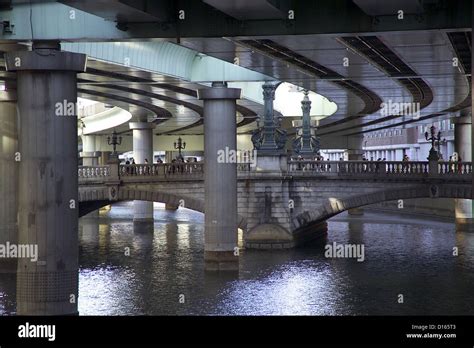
xmin=100 ymin=151 xmax=111 ymax=166
xmin=453 ymin=115 xmax=473 ymax=232
xmin=80 ymin=135 xmax=101 ymax=166
xmin=129 ymin=121 xmax=155 ymax=232
xmin=5 ymin=42 xmax=87 ymax=315
xmin=0 ymin=84 xmax=18 ymax=272
xmin=347 ymin=136 xmax=364 ymax=216
xmin=199 ymin=82 xmax=241 ymax=271
xmin=165 ymin=151 xmax=174 ymax=163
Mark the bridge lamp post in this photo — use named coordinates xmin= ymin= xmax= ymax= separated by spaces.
xmin=251 ymin=81 xmax=287 ymax=154
xmin=425 ymin=125 xmax=441 ymax=161
xmin=292 ymin=90 xmax=320 ymax=157
xmin=437 ymin=137 xmax=447 ymax=160
xmin=174 ymin=137 xmax=186 ymax=160
xmin=107 ymin=130 xmax=122 ymax=158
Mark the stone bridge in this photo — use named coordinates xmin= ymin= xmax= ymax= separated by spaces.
xmin=79 ymin=160 xmax=473 ymax=249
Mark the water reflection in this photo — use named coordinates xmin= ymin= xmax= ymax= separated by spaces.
xmin=1 ymin=201 xmax=473 ymax=316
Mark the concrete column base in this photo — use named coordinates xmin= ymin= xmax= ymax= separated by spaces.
xmin=204 ymin=251 xmax=239 ymax=271
xmin=348 ymin=208 xmax=364 ymax=216
xmin=165 ymin=203 xmax=179 ymax=211
xmin=133 ymin=200 xmax=154 ymax=224
xmin=455 ymin=199 xmax=473 ymax=232
xmin=456 ymin=218 xmax=474 ymax=233
xmin=16 ymin=270 xmax=79 ymax=315
xmin=133 ymin=219 xmax=154 ymax=233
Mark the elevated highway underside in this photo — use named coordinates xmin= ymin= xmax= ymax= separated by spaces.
xmin=0 ymin=0 xmax=471 ymax=145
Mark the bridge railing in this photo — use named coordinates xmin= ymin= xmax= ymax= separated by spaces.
xmin=78 ymin=160 xmax=472 ymax=184
xmin=78 ymin=165 xmax=111 ymax=178
xmin=119 ymin=162 xmax=204 ymax=179
xmin=437 ymin=161 xmax=472 ymax=176
xmin=287 ymin=160 xmax=472 ymax=178
xmin=78 ymin=162 xmax=204 ymax=183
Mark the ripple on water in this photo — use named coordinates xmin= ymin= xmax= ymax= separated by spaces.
xmin=1 ymin=205 xmax=473 ymax=316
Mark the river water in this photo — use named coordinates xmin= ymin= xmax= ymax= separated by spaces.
xmin=1 ymin=201 xmax=473 ymax=315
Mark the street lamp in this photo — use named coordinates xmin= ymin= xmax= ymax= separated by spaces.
xmin=174 ymin=137 xmax=186 ymax=160
xmin=424 ymin=125 xmax=441 ymax=161
xmin=436 ymin=137 xmax=447 ymax=160
xmin=107 ymin=130 xmax=122 ymax=155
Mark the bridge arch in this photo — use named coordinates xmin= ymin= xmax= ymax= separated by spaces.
xmin=79 ymin=186 xmax=248 ymax=230
xmin=292 ymin=183 xmax=472 ymax=231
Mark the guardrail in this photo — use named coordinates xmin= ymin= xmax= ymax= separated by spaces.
xmin=437 ymin=161 xmax=472 ymax=175
xmin=78 ymin=165 xmax=111 ymax=178
xmin=287 ymin=160 xmax=472 ymax=177
xmin=118 ymin=162 xmax=204 ymax=177
xmin=78 ymin=160 xmax=472 ymax=183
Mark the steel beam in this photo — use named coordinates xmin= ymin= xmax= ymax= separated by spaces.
xmin=0 ymin=0 xmax=470 ymax=42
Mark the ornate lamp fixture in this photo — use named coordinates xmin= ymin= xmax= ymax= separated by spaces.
xmin=292 ymin=90 xmax=320 ymax=156
xmin=174 ymin=137 xmax=186 ymax=160
xmin=424 ymin=125 xmax=441 ymax=161
xmin=251 ymin=81 xmax=287 ymax=154
xmin=107 ymin=130 xmax=122 ymax=155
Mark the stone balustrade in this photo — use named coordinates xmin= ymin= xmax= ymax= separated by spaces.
xmin=118 ymin=162 xmax=204 ymax=178
xmin=437 ymin=161 xmax=472 ymax=175
xmin=287 ymin=160 xmax=472 ymax=178
xmin=78 ymin=160 xmax=472 ymax=184
xmin=287 ymin=160 xmax=430 ymax=175
xmin=78 ymin=165 xmax=111 ymax=178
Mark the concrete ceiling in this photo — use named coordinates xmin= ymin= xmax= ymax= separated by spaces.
xmin=352 ymin=0 xmax=424 ymax=16
xmin=202 ymin=0 xmax=287 ymax=20
xmin=0 ymin=0 xmax=470 ymax=144
xmin=180 ymin=28 xmax=471 ymax=138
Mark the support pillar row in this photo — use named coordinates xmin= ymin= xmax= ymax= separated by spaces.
xmin=5 ymin=43 xmax=87 ymax=315
xmin=198 ymin=82 xmax=240 ymax=271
